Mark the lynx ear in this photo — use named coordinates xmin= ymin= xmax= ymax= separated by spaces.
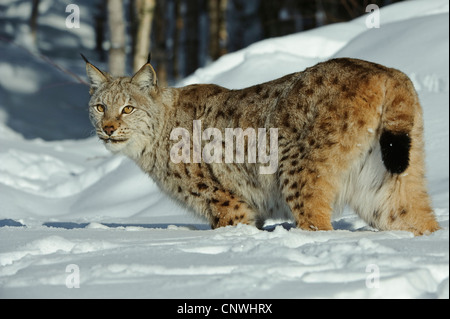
xmin=81 ymin=54 xmax=108 ymax=94
xmin=131 ymin=56 xmax=157 ymax=91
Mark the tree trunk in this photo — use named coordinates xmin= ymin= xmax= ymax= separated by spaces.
xmin=129 ymin=0 xmax=137 ymax=66
xmin=95 ymin=0 xmax=107 ymax=62
xmin=30 ymin=0 xmax=40 ymax=47
xmin=153 ymin=0 xmax=168 ymax=86
xmin=208 ymin=0 xmax=220 ymax=61
xmin=218 ymin=0 xmax=228 ymax=57
xmin=173 ymin=0 xmax=182 ymax=81
xmin=133 ymin=0 xmax=156 ymax=72
xmin=208 ymin=0 xmax=227 ymax=61
xmin=184 ymin=0 xmax=200 ymax=76
xmin=107 ymin=0 xmax=126 ymax=76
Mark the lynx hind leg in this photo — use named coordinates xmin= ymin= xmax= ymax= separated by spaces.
xmin=360 ymin=175 xmax=440 ymax=236
xmin=208 ymin=190 xmax=263 ymax=229
xmin=364 ymin=71 xmax=440 ymax=235
xmin=349 ymin=142 xmax=440 ymax=236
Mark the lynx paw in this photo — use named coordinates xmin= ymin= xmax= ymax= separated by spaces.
xmin=210 ymin=197 xmax=260 ymax=229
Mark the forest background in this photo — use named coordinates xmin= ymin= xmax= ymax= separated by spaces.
xmin=17 ymin=0 xmax=406 ymax=86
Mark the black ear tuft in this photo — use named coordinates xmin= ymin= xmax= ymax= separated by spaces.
xmin=80 ymin=53 xmax=90 ymax=64
xmin=379 ymin=130 xmax=411 ymax=174
xmin=131 ymin=62 xmax=157 ymax=89
xmin=83 ymin=55 xmax=108 ymax=92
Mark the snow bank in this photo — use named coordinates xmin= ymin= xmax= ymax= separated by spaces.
xmin=0 ymin=0 xmax=448 ymax=299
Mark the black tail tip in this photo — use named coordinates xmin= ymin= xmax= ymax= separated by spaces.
xmin=380 ymin=130 xmax=411 ymax=174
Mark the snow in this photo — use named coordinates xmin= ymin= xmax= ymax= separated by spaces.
xmin=0 ymin=0 xmax=448 ymax=299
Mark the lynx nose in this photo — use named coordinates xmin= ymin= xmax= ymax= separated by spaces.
xmin=103 ymin=125 xmax=117 ymax=136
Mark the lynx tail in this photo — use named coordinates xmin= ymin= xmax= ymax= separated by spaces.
xmin=379 ymin=76 xmax=416 ymax=175
xmin=379 ymin=130 xmax=411 ymax=174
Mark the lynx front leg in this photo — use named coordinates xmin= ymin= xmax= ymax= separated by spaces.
xmin=172 ymin=163 xmax=261 ymax=230
xmin=207 ymin=190 xmax=262 ymax=229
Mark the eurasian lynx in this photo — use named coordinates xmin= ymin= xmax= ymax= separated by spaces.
xmin=83 ymin=55 xmax=439 ymax=235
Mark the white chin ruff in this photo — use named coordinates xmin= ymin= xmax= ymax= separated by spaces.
xmin=104 ymin=139 xmax=128 ymax=153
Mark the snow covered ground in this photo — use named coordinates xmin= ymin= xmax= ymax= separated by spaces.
xmin=0 ymin=0 xmax=448 ymax=299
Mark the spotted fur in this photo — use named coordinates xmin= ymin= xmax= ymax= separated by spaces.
xmin=85 ymin=57 xmax=440 ymax=235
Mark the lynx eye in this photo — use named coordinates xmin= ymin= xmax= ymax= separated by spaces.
xmin=122 ymin=105 xmax=135 ymax=114
xmin=95 ymin=104 xmax=105 ymax=113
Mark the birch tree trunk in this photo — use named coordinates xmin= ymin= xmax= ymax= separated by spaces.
xmin=107 ymin=0 xmax=126 ymax=76
xmin=133 ymin=0 xmax=155 ymax=72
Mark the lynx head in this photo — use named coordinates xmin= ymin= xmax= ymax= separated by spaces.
xmin=83 ymin=54 xmax=163 ymax=158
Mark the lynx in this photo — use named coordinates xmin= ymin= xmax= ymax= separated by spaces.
xmin=83 ymin=54 xmax=440 ymax=236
